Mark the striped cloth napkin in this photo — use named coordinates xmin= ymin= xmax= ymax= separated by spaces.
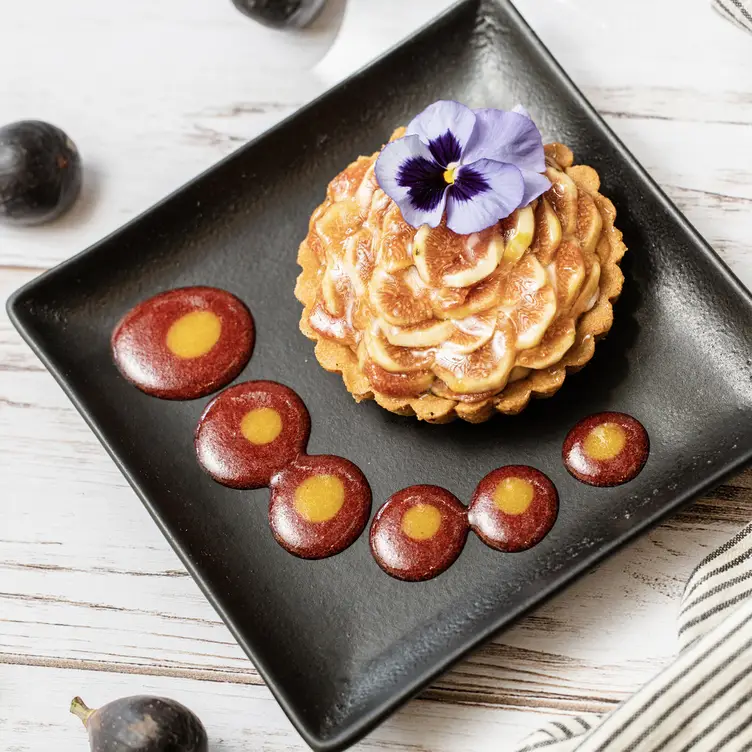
xmin=713 ymin=0 xmax=752 ymax=31
xmin=513 ymin=523 xmax=752 ymax=751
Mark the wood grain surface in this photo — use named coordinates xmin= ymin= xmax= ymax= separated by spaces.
xmin=2 ymin=0 xmax=751 ymax=749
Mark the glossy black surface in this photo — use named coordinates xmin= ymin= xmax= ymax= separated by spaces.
xmin=7 ymin=1 xmax=752 ymax=749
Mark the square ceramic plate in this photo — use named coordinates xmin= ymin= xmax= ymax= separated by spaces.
xmin=8 ymin=0 xmax=752 ymax=749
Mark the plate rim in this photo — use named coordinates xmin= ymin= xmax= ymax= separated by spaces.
xmin=7 ymin=0 xmax=752 ymax=749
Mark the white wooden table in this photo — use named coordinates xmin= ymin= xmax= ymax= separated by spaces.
xmin=2 ymin=1 xmax=751 ymax=749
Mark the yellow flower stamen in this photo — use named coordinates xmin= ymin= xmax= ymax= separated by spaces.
xmin=443 ymin=164 xmax=458 ymax=185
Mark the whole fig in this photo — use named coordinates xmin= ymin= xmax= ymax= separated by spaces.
xmin=230 ymin=0 xmax=328 ymax=28
xmin=70 ymin=695 xmax=208 ymax=752
xmin=0 ymin=120 xmax=81 ymax=225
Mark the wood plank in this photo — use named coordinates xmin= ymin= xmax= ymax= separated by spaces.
xmin=515 ymin=0 xmax=752 ymax=91
xmin=0 ymin=663 xmax=545 ymax=751
xmin=585 ymin=86 xmax=752 ymax=127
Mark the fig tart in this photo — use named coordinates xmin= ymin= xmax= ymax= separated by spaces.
xmin=295 ymin=102 xmax=626 ymax=423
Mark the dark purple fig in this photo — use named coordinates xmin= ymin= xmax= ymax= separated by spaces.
xmin=70 ymin=695 xmax=208 ymax=752
xmin=0 ymin=120 xmax=82 ymax=226
xmin=230 ymin=0 xmax=328 ymax=28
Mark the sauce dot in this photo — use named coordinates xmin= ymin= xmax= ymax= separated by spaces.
xmin=401 ymin=504 xmax=442 ymax=541
xmin=240 ymin=407 xmax=283 ymax=446
xmin=269 ymin=455 xmax=371 ymax=559
xmin=166 ymin=310 xmax=222 ymax=358
xmin=469 ymin=466 xmax=558 ymax=553
xmin=583 ymin=422 xmax=626 ymax=461
xmin=370 ymin=486 xmax=468 ymax=581
xmin=493 ymin=477 xmax=534 ymax=515
xmin=563 ymin=412 xmax=649 ymax=487
xmin=111 ymin=287 xmax=254 ymax=400
xmin=195 ymin=381 xmax=310 ymax=489
xmin=294 ymin=474 xmax=345 ymax=523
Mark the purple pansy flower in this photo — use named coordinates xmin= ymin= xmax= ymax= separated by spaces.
xmin=375 ymin=101 xmax=551 ymax=235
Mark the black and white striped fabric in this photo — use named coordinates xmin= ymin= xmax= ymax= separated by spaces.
xmin=713 ymin=0 xmax=752 ymax=32
xmin=513 ymin=524 xmax=752 ymax=752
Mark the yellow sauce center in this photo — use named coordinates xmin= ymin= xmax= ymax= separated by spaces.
xmin=584 ymin=423 xmax=627 ymax=461
xmin=166 ymin=310 xmax=221 ymax=359
xmin=401 ymin=504 xmax=442 ymax=541
xmin=240 ymin=408 xmax=283 ymax=445
xmin=493 ymin=477 xmax=535 ymax=516
xmin=294 ymin=475 xmax=345 ymax=523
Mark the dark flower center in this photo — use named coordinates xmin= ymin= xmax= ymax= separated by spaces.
xmin=428 ymin=130 xmax=462 ymax=167
xmin=449 ymin=165 xmax=490 ymax=203
xmin=396 ymin=156 xmax=447 ymax=212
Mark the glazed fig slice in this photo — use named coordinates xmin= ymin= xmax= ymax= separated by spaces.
xmin=71 ymin=695 xmax=208 ymax=752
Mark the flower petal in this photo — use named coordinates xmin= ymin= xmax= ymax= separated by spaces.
xmin=512 ymin=104 xmax=531 ymax=119
xmin=520 ymin=169 xmax=552 ymax=207
xmin=446 ymin=159 xmax=524 ymax=235
xmin=375 ymin=135 xmax=447 ymax=228
xmin=407 ymin=100 xmax=477 ymax=167
xmin=464 ymin=108 xmax=546 ymax=172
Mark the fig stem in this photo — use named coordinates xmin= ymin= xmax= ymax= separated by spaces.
xmin=70 ymin=696 xmax=95 ymax=726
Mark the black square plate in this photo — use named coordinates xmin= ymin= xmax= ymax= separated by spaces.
xmin=8 ymin=1 xmax=752 ymax=749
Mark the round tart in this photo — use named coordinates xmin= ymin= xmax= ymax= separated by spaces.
xmin=296 ymin=131 xmax=626 ymax=423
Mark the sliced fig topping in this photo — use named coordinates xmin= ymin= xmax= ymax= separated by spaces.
xmin=413 ymin=221 xmax=503 ymax=288
xmin=544 ymin=142 xmax=574 ymax=169
xmin=576 ymin=192 xmax=604 ymax=254
xmin=433 ymin=315 xmax=516 ymax=393
xmin=444 ymin=310 xmax=497 ymax=355
xmin=545 ymin=167 xmax=578 ymax=236
xmin=510 ymin=284 xmax=558 ymax=351
xmin=344 ymin=228 xmax=376 ymax=293
xmin=355 ymin=162 xmax=380 ymax=211
xmin=570 ymin=260 xmax=602 ymax=318
xmin=364 ymin=325 xmax=435 ymax=373
xmin=327 ymin=156 xmax=373 ymax=203
xmin=500 ymin=255 xmax=547 ymax=308
xmin=369 ymin=267 xmax=433 ymax=326
xmin=321 ymin=255 xmax=351 ymax=317
xmin=308 ymin=302 xmax=357 ymax=345
xmin=552 ymin=239 xmax=586 ymax=312
xmin=500 ymin=205 xmax=535 ymax=264
xmin=377 ymin=203 xmax=416 ymax=273
xmin=515 ymin=317 xmax=576 ymax=370
xmin=315 ymin=199 xmax=364 ymax=253
xmin=362 ymin=358 xmax=435 ymax=397
xmin=531 ymin=197 xmax=562 ymax=265
xmin=381 ymin=318 xmax=454 ymax=348
xmin=431 ymin=379 xmax=498 ymax=403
